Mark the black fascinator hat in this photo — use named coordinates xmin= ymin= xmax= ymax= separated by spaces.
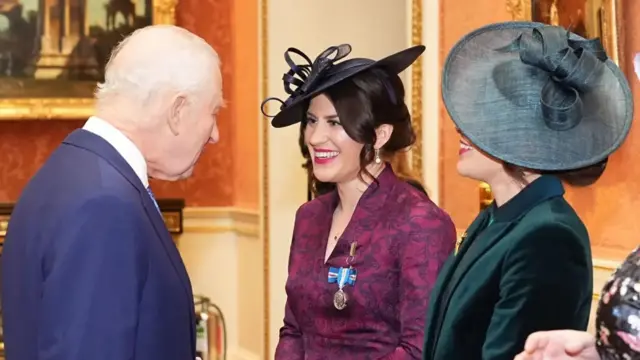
xmin=261 ymin=44 xmax=425 ymax=128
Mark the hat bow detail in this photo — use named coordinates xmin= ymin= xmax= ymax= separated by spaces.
xmin=260 ymin=44 xmax=352 ymax=118
xmin=500 ymin=26 xmax=608 ymax=131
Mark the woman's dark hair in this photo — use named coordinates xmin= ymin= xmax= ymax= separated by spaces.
xmin=299 ymin=67 xmax=416 ymax=197
xmin=503 ymin=158 xmax=608 ymax=187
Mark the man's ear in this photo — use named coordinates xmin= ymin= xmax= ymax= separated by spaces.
xmin=167 ymin=95 xmax=187 ymax=136
xmin=374 ymin=124 xmax=394 ymax=150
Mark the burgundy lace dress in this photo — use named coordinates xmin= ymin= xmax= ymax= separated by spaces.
xmin=274 ymin=167 xmax=456 ymax=359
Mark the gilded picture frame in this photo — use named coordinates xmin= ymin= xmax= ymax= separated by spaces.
xmin=506 ymin=0 xmax=623 ymax=66
xmin=0 ymin=0 xmax=178 ymax=120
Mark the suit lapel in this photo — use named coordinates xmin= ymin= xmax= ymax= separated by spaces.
xmin=141 ymin=192 xmax=194 ymax=299
xmin=139 ymin=188 xmax=196 ymax=351
xmin=454 ymin=210 xmax=491 ymax=257
xmin=424 ymin=209 xmax=491 ymax=350
xmin=63 ymin=130 xmax=195 ymax=306
xmin=437 ymin=221 xmax=513 ymax=311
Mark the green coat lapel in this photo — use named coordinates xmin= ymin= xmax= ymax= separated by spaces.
xmin=455 ymin=209 xmax=491 ymax=257
xmin=435 ymin=220 xmax=513 ymax=317
xmin=426 ymin=215 xmax=514 ymax=359
xmin=423 ymin=176 xmax=567 ymax=360
xmin=423 ymin=208 xmax=492 ymax=352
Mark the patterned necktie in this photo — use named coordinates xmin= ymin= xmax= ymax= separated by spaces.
xmin=146 ymin=186 xmax=160 ymax=213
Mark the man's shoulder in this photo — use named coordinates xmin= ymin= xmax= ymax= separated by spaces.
xmin=27 ymin=138 xmax=140 ymax=199
xmin=13 ymin=155 xmax=143 ymax=231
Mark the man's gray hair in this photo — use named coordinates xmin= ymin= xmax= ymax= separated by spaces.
xmin=95 ymin=25 xmax=221 ymax=109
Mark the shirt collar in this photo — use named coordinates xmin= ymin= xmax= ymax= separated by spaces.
xmin=82 ymin=116 xmax=149 ymax=187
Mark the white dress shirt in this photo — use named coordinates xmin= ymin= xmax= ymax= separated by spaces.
xmin=82 ymin=116 xmax=149 ymax=188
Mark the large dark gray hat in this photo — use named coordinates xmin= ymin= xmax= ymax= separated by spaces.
xmin=261 ymin=44 xmax=425 ymax=128
xmin=443 ymin=21 xmax=633 ymax=171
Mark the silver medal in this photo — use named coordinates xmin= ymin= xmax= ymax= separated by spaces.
xmin=333 ymin=289 xmax=347 ymax=310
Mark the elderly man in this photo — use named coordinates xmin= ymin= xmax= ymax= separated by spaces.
xmin=1 ymin=25 xmax=222 ymax=360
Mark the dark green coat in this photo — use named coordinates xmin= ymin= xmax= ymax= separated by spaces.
xmin=422 ymin=176 xmax=593 ymax=360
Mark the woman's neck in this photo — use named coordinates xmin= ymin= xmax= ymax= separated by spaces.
xmin=487 ymin=173 xmax=541 ymax=207
xmin=335 ymin=164 xmax=385 ymax=213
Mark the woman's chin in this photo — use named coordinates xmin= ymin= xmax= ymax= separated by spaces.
xmin=456 ymin=162 xmax=482 ymax=182
xmin=313 ymin=170 xmax=337 ymax=183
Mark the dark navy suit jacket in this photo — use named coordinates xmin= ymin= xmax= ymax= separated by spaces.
xmin=1 ymin=129 xmax=196 ymax=360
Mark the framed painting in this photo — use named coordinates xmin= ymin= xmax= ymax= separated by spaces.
xmin=0 ymin=0 xmax=178 ymax=119
xmin=507 ymin=0 xmax=623 ymax=66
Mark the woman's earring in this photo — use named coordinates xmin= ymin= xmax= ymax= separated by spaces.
xmin=374 ymin=149 xmax=381 ymax=164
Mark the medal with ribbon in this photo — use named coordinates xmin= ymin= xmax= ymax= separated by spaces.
xmin=327 ymin=242 xmax=358 ymax=310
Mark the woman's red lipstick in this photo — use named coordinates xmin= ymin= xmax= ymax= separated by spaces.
xmin=459 ymin=141 xmax=472 ymax=156
xmin=313 ymin=148 xmax=339 ymax=165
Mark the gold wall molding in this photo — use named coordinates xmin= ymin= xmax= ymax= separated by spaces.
xmin=260 ymin=0 xmax=271 ymax=356
xmin=592 ymin=257 xmax=619 ymax=301
xmin=410 ymin=0 xmax=424 ymax=178
xmin=182 ymin=207 xmax=260 ymax=238
xmin=0 ymin=0 xmax=179 ymax=120
xmin=589 ymin=258 xmax=619 ymax=332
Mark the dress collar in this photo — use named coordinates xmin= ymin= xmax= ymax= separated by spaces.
xmin=491 ymin=175 xmax=565 ymax=223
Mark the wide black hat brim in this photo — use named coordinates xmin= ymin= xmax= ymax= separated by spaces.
xmin=442 ymin=21 xmax=633 ymax=171
xmin=270 ymin=45 xmax=425 ymax=128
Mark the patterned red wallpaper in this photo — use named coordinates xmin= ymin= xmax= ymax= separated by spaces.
xmin=151 ymin=0 xmax=235 ymax=206
xmin=0 ymin=0 xmax=235 ymax=207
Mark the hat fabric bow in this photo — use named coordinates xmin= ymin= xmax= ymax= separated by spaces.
xmin=499 ymin=26 xmax=608 ymax=131
xmin=261 ymin=44 xmax=352 ymax=117
xmin=441 ymin=21 xmax=633 ymax=171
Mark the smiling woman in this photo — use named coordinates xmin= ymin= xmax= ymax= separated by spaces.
xmin=261 ymin=43 xmax=456 ymax=359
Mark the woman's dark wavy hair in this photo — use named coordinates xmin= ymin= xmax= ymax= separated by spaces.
xmin=503 ymin=158 xmax=609 ymax=187
xmin=299 ymin=67 xmax=416 ymax=197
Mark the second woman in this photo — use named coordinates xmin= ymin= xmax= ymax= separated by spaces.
xmin=422 ymin=21 xmax=633 ymax=360
xmin=262 ymin=44 xmax=457 ymax=359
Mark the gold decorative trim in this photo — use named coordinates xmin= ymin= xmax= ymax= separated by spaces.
xmin=505 ymin=0 xmax=623 ymax=67
xmin=162 ymin=211 xmax=182 ymax=233
xmin=0 ymin=214 xmax=9 ymax=238
xmin=601 ymin=0 xmax=624 ymax=68
xmin=506 ymin=0 xmax=531 ymax=21
xmin=410 ymin=0 xmax=424 ymax=179
xmin=260 ymin=0 xmax=271 ymax=357
xmin=153 ymin=0 xmax=179 ymax=25
xmin=479 ymin=182 xmax=493 ymax=210
xmin=0 ymin=0 xmax=178 ymax=120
